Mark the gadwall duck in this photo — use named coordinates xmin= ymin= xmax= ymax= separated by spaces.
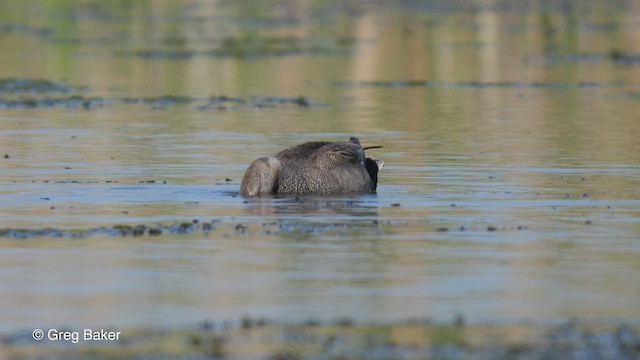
xmin=240 ymin=136 xmax=383 ymax=196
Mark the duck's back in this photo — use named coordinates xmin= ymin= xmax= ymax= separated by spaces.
xmin=276 ymin=141 xmax=331 ymax=160
xmin=276 ymin=140 xmax=373 ymax=195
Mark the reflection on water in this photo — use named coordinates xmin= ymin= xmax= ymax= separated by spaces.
xmin=1 ymin=0 xmax=640 ymax=334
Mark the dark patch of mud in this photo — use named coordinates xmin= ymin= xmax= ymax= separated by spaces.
xmin=0 ymin=217 xmax=532 ymax=239
xmin=1 ymin=317 xmax=638 ymax=360
xmin=0 ymin=222 xmax=205 ymax=238
xmin=0 ymin=94 xmax=313 ymax=110
xmin=0 ymin=78 xmax=85 ymax=94
xmin=0 ymin=217 xmax=381 ymax=239
xmin=337 ymin=80 xmax=620 ymax=89
xmin=0 ymin=78 xmax=313 ymax=109
xmin=0 ymin=96 xmax=106 ymax=109
xmin=436 ymin=225 xmax=529 ymax=232
xmin=121 ymin=94 xmax=195 ymax=105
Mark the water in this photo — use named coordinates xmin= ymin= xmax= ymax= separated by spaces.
xmin=1 ymin=0 xmax=640 ymax=335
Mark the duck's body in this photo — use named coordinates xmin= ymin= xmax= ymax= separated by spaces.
xmin=240 ymin=137 xmax=383 ymax=197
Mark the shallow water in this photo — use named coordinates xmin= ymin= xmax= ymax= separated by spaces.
xmin=1 ymin=0 xmax=640 ymax=335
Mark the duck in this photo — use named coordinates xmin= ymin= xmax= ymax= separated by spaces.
xmin=240 ymin=136 xmax=383 ymax=196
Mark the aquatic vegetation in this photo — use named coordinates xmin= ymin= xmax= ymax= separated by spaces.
xmin=1 ymin=318 xmax=637 ymax=359
xmin=0 ymin=217 xmax=383 ymax=239
xmin=0 ymin=94 xmax=314 ymax=110
xmin=0 ymin=77 xmax=313 ymax=110
xmin=121 ymin=94 xmax=194 ymax=105
xmin=126 ymin=37 xmax=352 ymax=59
xmin=0 ymin=216 xmax=533 ymax=239
xmin=0 ymin=78 xmax=85 ymax=94
xmin=0 ymin=23 xmax=51 ymax=36
xmin=542 ymin=52 xmax=640 ymax=65
xmin=0 ymin=96 xmax=105 ymax=109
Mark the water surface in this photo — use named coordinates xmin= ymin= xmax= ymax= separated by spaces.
xmin=1 ymin=0 xmax=640 ymax=335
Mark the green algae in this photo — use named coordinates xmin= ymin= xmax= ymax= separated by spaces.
xmin=127 ymin=36 xmax=351 ymax=59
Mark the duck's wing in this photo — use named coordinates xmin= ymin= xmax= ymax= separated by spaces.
xmin=313 ymin=141 xmax=365 ymax=167
xmin=276 ymin=141 xmax=331 ymax=160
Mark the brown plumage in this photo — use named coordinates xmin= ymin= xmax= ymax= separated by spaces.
xmin=240 ymin=137 xmax=384 ymax=196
